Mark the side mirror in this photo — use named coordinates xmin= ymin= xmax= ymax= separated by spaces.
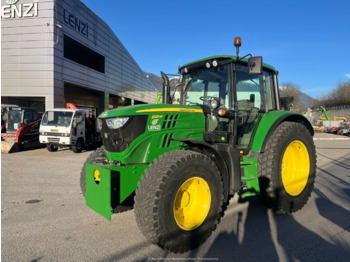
xmin=250 ymin=94 xmax=255 ymax=103
xmin=248 ymin=56 xmax=263 ymax=74
xmin=23 ymin=119 xmax=29 ymax=125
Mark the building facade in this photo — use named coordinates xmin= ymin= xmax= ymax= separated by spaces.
xmin=1 ymin=0 xmax=157 ymax=115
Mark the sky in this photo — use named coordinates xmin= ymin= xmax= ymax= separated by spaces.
xmin=81 ymin=0 xmax=350 ymax=99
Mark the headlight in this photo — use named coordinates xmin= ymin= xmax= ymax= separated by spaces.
xmin=211 ymin=99 xmax=218 ymax=109
xmin=106 ymin=117 xmax=129 ymax=129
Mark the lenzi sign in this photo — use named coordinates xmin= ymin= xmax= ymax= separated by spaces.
xmin=1 ymin=0 xmax=38 ymax=19
xmin=63 ymin=8 xmax=89 ymax=37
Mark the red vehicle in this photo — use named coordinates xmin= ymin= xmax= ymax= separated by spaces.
xmin=1 ymin=107 xmax=41 ymax=153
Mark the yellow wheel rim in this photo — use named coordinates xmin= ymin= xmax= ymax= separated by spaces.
xmin=173 ymin=177 xmax=211 ymax=231
xmin=281 ymin=140 xmax=310 ymax=196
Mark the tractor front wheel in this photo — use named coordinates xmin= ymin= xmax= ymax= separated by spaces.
xmin=258 ymin=121 xmax=317 ymax=213
xmin=134 ymin=150 xmax=224 ymax=253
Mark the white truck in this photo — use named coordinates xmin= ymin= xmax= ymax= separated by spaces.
xmin=39 ymin=108 xmax=101 ymax=153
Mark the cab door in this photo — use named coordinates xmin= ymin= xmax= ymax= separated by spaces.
xmin=235 ymin=65 xmax=277 ymax=149
xmin=72 ymin=111 xmax=85 ymax=142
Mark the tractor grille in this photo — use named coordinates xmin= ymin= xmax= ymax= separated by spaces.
xmin=162 ymin=114 xmax=179 ymax=129
xmin=161 ymin=133 xmax=174 ymax=148
xmin=100 ymin=115 xmax=148 ymax=153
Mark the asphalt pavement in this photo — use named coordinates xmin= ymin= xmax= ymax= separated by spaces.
xmin=1 ymin=134 xmax=350 ymax=262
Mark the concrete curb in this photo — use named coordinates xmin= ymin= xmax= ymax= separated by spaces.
xmin=314 ymin=138 xmax=350 ymax=140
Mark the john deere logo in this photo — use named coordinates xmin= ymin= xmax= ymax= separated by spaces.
xmin=152 ymin=119 xmax=159 ymax=125
xmin=6 ymin=0 xmax=19 ymax=4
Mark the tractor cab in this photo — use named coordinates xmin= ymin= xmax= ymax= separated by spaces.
xmin=162 ymin=39 xmax=279 ymax=150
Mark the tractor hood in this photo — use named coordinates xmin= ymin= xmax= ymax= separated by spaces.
xmin=97 ymin=103 xmax=206 ymax=155
xmin=98 ymin=104 xmax=204 ymax=119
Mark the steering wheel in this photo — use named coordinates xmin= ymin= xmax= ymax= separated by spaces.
xmin=199 ymin=96 xmax=220 ymax=106
xmin=199 ymin=96 xmax=219 ymax=102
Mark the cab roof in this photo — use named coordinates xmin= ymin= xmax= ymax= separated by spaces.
xmin=179 ymin=55 xmax=277 ymax=73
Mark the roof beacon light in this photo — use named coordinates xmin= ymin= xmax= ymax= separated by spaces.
xmin=234 ymin=37 xmax=242 ymax=47
xmin=234 ymin=36 xmax=242 ymax=58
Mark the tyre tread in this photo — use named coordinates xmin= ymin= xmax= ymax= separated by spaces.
xmin=134 ymin=150 xmax=224 ymax=253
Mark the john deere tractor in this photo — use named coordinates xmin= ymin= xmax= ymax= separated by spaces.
xmin=81 ymin=38 xmax=316 ymax=253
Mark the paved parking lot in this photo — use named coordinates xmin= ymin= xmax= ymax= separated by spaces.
xmin=1 ymin=134 xmax=350 ymax=262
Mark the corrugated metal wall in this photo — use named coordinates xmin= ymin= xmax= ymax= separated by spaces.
xmin=1 ymin=0 xmax=55 ymax=107
xmin=1 ymin=0 xmax=157 ymax=110
xmin=54 ymin=0 xmax=157 ymax=107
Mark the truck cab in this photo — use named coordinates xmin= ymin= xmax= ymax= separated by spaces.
xmin=40 ymin=108 xmax=99 ymax=153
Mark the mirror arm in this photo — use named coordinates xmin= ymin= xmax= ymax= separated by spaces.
xmin=236 ymin=53 xmax=252 ymax=62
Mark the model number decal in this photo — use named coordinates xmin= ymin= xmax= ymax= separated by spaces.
xmin=152 ymin=115 xmax=163 ymax=119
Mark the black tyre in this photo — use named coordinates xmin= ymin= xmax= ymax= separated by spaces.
xmin=80 ymin=146 xmax=107 ymax=195
xmin=258 ymin=121 xmax=317 ymax=213
xmin=72 ymin=139 xmax=83 ymax=153
xmin=134 ymin=150 xmax=224 ymax=253
xmin=46 ymin=144 xmax=58 ymax=152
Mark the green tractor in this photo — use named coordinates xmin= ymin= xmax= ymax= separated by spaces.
xmin=81 ymin=38 xmax=316 ymax=253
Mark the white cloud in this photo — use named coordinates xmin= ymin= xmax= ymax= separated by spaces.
xmin=345 ymin=73 xmax=350 ymax=79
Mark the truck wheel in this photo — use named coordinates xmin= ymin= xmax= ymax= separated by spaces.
xmin=80 ymin=146 xmax=107 ymax=195
xmin=46 ymin=144 xmax=58 ymax=152
xmin=258 ymin=121 xmax=316 ymax=213
xmin=134 ymin=150 xmax=224 ymax=253
xmin=72 ymin=139 xmax=83 ymax=153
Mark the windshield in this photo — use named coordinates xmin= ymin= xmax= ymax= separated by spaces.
xmin=183 ymin=65 xmax=229 ymax=108
xmin=42 ymin=111 xmax=73 ymax=127
xmin=7 ymin=110 xmax=23 ymax=132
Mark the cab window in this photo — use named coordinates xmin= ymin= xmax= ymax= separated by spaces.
xmin=235 ymin=65 xmax=263 ymax=148
xmin=73 ymin=112 xmax=84 ymax=127
xmin=263 ymin=71 xmax=276 ymax=110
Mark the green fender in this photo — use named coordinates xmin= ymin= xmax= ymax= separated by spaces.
xmin=250 ymin=111 xmax=314 ymax=154
xmin=240 ymin=111 xmax=313 ymax=197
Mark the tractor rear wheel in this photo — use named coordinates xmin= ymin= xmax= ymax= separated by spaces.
xmin=258 ymin=121 xmax=316 ymax=213
xmin=134 ymin=150 xmax=224 ymax=253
